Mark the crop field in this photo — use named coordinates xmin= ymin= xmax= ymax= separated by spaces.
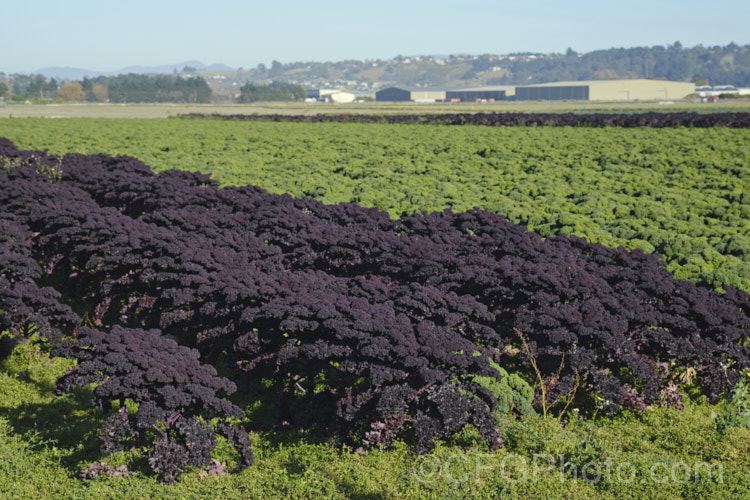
xmin=1 ymin=115 xmax=750 ymax=498
xmin=1 ymin=117 xmax=749 ymax=292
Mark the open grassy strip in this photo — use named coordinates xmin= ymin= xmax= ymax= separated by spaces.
xmin=2 ymin=339 xmax=750 ymax=499
xmin=0 ymin=118 xmax=748 ymax=292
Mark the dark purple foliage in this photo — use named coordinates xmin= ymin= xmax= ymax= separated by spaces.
xmin=181 ymin=112 xmax=750 ymax=128
xmin=54 ymin=325 xmax=249 ymax=483
xmin=0 ymin=212 xmax=79 ymax=357
xmin=99 ymin=407 xmax=137 ymax=455
xmin=80 ymin=461 xmax=135 ymax=480
xmin=148 ymin=433 xmax=190 ymax=485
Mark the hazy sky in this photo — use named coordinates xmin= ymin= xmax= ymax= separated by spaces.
xmin=3 ymin=0 xmax=749 ymax=73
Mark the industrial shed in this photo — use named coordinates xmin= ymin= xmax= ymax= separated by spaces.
xmin=306 ymin=89 xmax=357 ymax=103
xmin=376 ymin=87 xmax=446 ymax=102
xmin=516 ymin=79 xmax=695 ymax=102
xmin=376 ymin=86 xmax=514 ymax=102
xmin=446 ymin=86 xmax=512 ymax=101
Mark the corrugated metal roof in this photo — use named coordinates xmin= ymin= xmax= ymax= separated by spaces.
xmin=516 ymin=79 xmax=689 ymax=87
xmin=453 ymin=85 xmax=515 ymax=92
xmin=377 ymin=86 xmax=449 ymax=92
xmin=379 ymin=85 xmax=513 ymax=92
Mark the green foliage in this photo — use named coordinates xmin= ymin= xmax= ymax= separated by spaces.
xmin=88 ymin=74 xmax=211 ymax=103
xmin=0 ymin=329 xmax=51 ymax=366
xmin=238 ymin=81 xmax=305 ymax=103
xmin=712 ymin=374 xmax=750 ymax=432
xmin=0 ymin=153 xmax=62 ymax=182
xmin=473 ymin=361 xmax=536 ymax=420
xmin=10 ymin=74 xmax=58 ymax=99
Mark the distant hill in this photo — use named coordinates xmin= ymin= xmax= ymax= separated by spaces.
xmin=118 ymin=61 xmax=235 ymax=75
xmin=223 ymin=43 xmax=749 ymax=91
xmin=33 ymin=67 xmax=106 ymax=80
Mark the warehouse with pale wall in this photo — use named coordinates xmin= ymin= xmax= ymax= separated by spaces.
xmin=515 ymin=79 xmax=695 ymax=101
xmin=376 ymin=80 xmax=695 ymax=102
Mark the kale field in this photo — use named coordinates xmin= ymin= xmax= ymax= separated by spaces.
xmin=1 ymin=115 xmax=749 ymax=498
xmin=1 ymin=117 xmax=749 ymax=292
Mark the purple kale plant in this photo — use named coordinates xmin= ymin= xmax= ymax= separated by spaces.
xmin=55 ymin=326 xmax=251 ymax=483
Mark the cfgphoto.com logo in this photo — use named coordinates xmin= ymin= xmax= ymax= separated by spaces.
xmin=409 ymin=453 xmax=723 ymax=485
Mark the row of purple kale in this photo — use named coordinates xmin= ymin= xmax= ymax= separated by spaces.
xmin=180 ymin=111 xmax=750 ymax=128
xmin=1 ymin=138 xmax=750 ymax=479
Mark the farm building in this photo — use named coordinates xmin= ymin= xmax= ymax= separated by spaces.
xmin=329 ymin=92 xmax=356 ymax=103
xmin=515 ymin=79 xmax=695 ymax=101
xmin=446 ymin=86 xmax=513 ymax=101
xmin=306 ymin=89 xmax=357 ymax=103
xmin=375 ymin=87 xmax=447 ymax=102
xmin=696 ymin=85 xmax=746 ymax=98
xmin=376 ymin=86 xmax=514 ymax=102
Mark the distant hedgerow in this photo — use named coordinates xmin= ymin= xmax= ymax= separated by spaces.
xmin=180 ymin=111 xmax=750 ymax=128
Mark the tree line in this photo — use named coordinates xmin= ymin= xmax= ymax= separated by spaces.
xmin=476 ymin=42 xmax=750 ymax=86
xmin=0 ymin=73 xmax=309 ymax=104
xmin=237 ymin=81 xmax=306 ymax=102
xmin=0 ymin=74 xmax=213 ymax=103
